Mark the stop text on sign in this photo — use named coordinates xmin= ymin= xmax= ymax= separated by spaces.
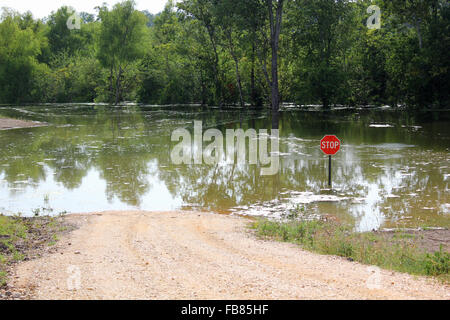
xmin=320 ymin=135 xmax=341 ymax=155
xmin=321 ymin=141 xmax=340 ymax=149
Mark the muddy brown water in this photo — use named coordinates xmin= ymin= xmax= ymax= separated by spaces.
xmin=0 ymin=104 xmax=448 ymax=232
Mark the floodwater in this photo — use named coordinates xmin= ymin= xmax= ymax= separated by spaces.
xmin=0 ymin=104 xmax=448 ymax=231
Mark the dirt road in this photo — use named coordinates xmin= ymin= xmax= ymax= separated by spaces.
xmin=9 ymin=211 xmax=449 ymax=299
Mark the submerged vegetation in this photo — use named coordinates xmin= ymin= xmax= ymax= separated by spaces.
xmin=250 ymin=218 xmax=449 ymax=282
xmin=0 ymin=0 xmax=449 ymax=109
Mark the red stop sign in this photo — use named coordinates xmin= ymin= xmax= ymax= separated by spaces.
xmin=320 ymin=135 xmax=341 ymax=155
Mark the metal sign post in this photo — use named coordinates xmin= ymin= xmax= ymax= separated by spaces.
xmin=328 ymin=155 xmax=332 ymax=187
xmin=320 ymin=135 xmax=341 ymax=188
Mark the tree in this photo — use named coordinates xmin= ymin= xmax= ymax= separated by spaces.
xmin=0 ymin=9 xmax=46 ymax=103
xmin=138 ymin=1 xmax=201 ymax=104
xmin=0 ymin=0 xmax=448 ymax=108
xmin=46 ymin=6 xmax=86 ymax=56
xmin=96 ymin=0 xmax=148 ymax=104
xmin=287 ymin=0 xmax=352 ymax=108
xmin=266 ymin=0 xmax=285 ymax=111
xmin=178 ymin=0 xmax=226 ymax=106
xmin=211 ymin=0 xmax=247 ymax=107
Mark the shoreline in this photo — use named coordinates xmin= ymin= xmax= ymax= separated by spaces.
xmin=0 ymin=118 xmax=47 ymax=130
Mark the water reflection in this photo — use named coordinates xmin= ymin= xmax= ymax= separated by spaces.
xmin=0 ymin=105 xmax=448 ymax=231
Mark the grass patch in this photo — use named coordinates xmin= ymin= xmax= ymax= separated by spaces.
xmin=250 ymin=218 xmax=449 ymax=283
xmin=0 ymin=213 xmax=68 ymax=288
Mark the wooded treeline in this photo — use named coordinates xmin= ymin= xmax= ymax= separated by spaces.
xmin=0 ymin=0 xmax=448 ymax=110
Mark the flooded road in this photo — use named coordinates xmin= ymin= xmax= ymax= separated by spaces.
xmin=0 ymin=104 xmax=448 ymax=231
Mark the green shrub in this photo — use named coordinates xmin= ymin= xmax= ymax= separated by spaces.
xmin=425 ymin=246 xmax=449 ymax=276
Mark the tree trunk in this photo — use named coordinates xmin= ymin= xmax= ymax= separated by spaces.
xmin=251 ymin=42 xmax=257 ymax=106
xmin=209 ymin=30 xmax=223 ymax=106
xmin=322 ymin=96 xmax=330 ymax=109
xmin=270 ymin=40 xmax=280 ymax=112
xmin=226 ymin=30 xmax=245 ymax=108
xmin=200 ymin=69 xmax=207 ymax=106
xmin=233 ymin=56 xmax=245 ymax=108
xmin=202 ymin=16 xmax=223 ymax=107
xmin=115 ymin=66 xmax=123 ymax=105
xmin=415 ymin=18 xmax=423 ymax=49
xmin=109 ymin=66 xmax=114 ymax=103
xmin=272 ymin=109 xmax=279 ymax=130
xmin=267 ymin=0 xmax=284 ymax=112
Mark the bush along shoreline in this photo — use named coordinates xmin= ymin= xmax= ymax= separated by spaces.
xmin=0 ymin=213 xmax=72 ymax=297
xmin=250 ymin=217 xmax=449 ymax=283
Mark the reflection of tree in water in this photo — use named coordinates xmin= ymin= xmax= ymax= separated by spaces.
xmin=0 ymin=106 xmax=157 ymax=205
xmin=0 ymin=129 xmax=49 ymax=187
xmin=97 ymin=146 xmax=153 ymax=207
xmin=0 ymin=105 xmax=448 ymax=224
xmin=157 ymin=112 xmax=281 ymax=209
xmin=51 ymin=143 xmax=92 ymax=189
xmin=157 ymin=163 xmax=281 ymax=210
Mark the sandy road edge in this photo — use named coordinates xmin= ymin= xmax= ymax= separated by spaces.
xmin=5 ymin=211 xmax=450 ymax=300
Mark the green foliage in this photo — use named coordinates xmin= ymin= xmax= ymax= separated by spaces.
xmin=46 ymin=6 xmax=89 ymax=56
xmin=31 ymin=51 xmax=104 ymax=102
xmin=286 ymin=0 xmax=352 ymax=107
xmin=0 ymin=215 xmax=28 ymax=241
xmin=0 ymin=0 xmax=448 ymax=107
xmin=138 ymin=2 xmax=201 ymax=104
xmin=425 ymin=246 xmax=450 ymax=276
xmin=0 ymin=270 xmax=6 ymax=287
xmin=0 ymin=9 xmax=47 ymax=103
xmin=96 ymin=0 xmax=149 ymax=104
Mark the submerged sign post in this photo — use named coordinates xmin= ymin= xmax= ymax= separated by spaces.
xmin=320 ymin=135 xmax=341 ymax=188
